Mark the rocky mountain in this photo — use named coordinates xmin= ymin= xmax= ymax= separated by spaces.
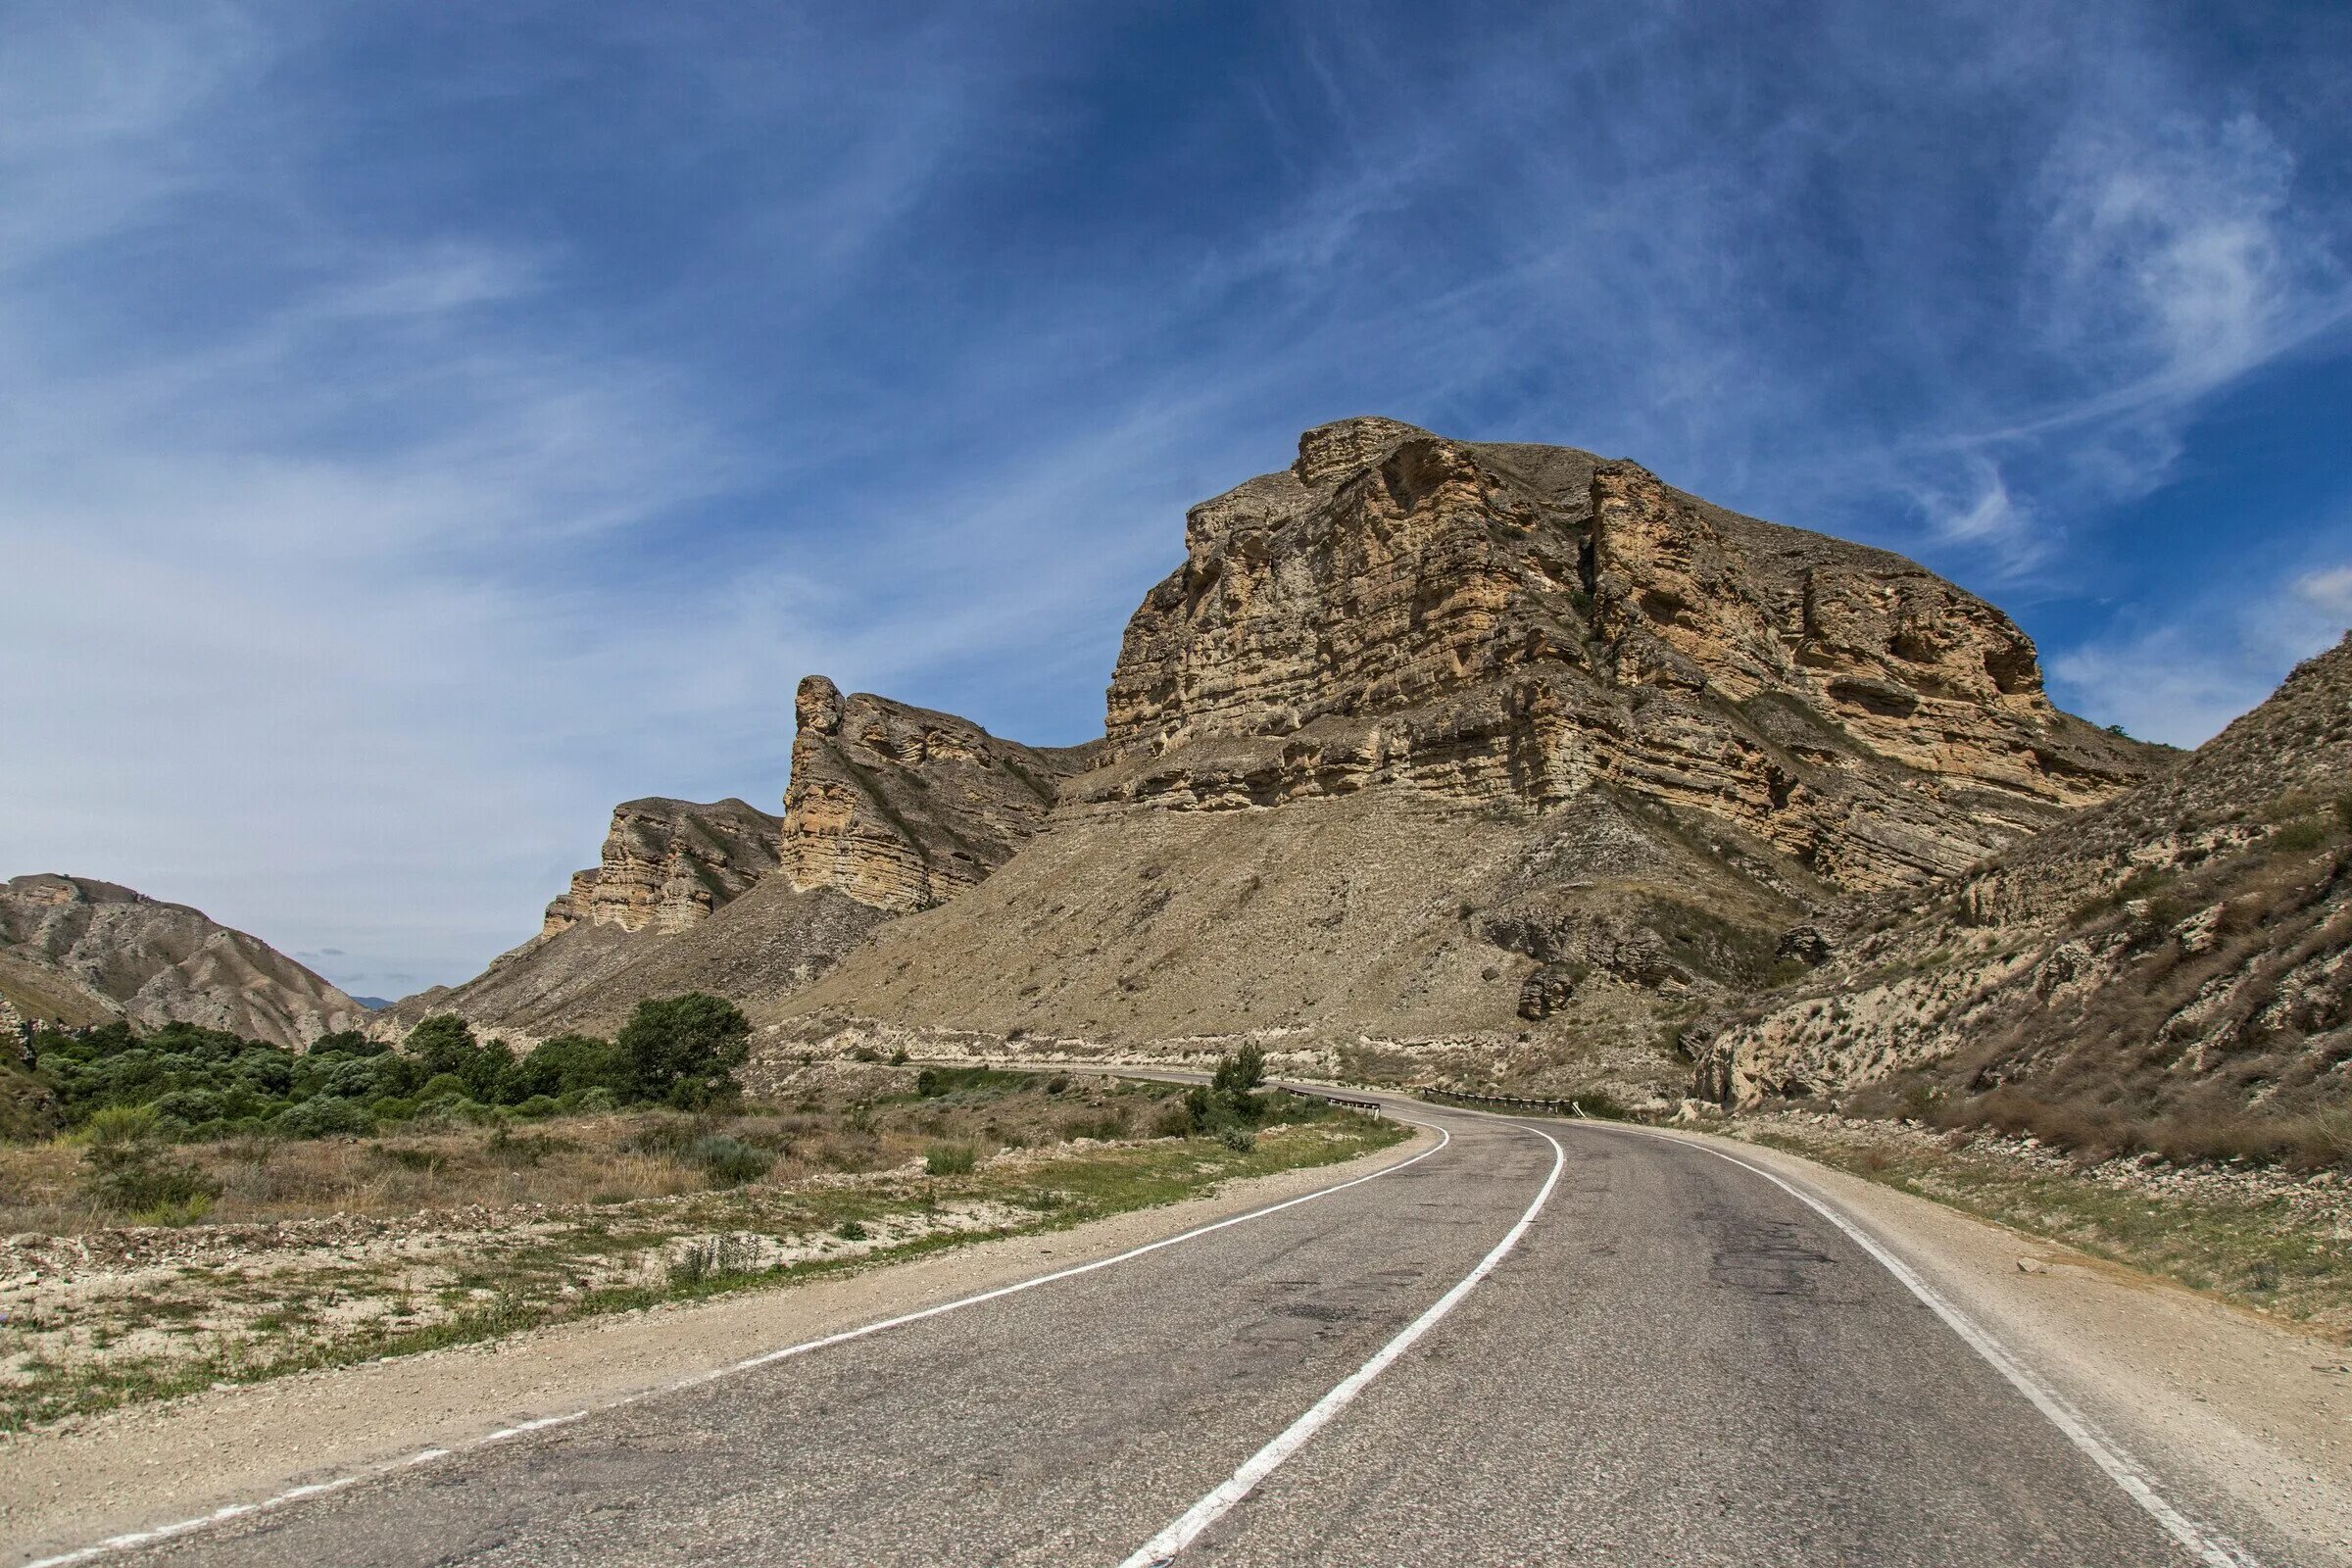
xmin=0 ymin=875 xmax=368 ymax=1049
xmin=1693 ymin=632 xmax=2351 ymax=1137
xmin=538 ymin=797 xmax=786 ymax=941
xmin=388 ymin=680 xmax=1093 ymax=1041
xmin=784 ymin=676 xmax=1099 ymax=911
xmin=770 ymin=417 xmax=2164 ymax=1099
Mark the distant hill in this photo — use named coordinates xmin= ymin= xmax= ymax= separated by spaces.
xmin=0 ymin=875 xmax=368 ymax=1050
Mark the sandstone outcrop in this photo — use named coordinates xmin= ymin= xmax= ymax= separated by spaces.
xmin=1693 ymin=632 xmax=2352 ymax=1125
xmin=0 ymin=875 xmax=368 ymax=1048
xmin=538 ymin=798 xmax=784 ymax=939
xmin=385 ymin=682 xmax=1090 ymax=1041
xmin=1085 ymin=419 xmax=2145 ymax=887
xmin=782 ymin=676 xmax=1097 ymax=912
xmin=776 ymin=418 xmax=2165 ymax=1102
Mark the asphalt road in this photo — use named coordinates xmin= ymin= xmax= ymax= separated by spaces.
xmin=84 ymin=1100 xmax=2221 ymax=1566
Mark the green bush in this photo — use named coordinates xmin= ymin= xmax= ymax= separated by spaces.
xmin=271 ymin=1096 xmax=373 ymax=1139
xmin=81 ymin=1126 xmax=220 ymax=1222
xmin=83 ymin=1103 xmax=163 ymax=1147
xmin=1211 ymin=1044 xmax=1267 ymax=1100
xmin=512 ymin=1095 xmax=562 ymax=1119
xmin=1216 ymin=1126 xmax=1257 ymax=1152
xmin=924 ymin=1142 xmax=977 ymax=1176
xmin=688 ymin=1134 xmax=772 ymax=1186
xmin=617 ymin=994 xmax=751 ymax=1108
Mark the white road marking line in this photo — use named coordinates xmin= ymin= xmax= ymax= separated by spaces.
xmin=1601 ymin=1122 xmax=2261 ymax=1568
xmin=1117 ymin=1124 xmax=1567 ymax=1568
xmin=21 ymin=1117 xmax=1448 ymax=1568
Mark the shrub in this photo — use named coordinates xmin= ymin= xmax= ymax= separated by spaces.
xmin=405 ymin=1015 xmax=514 ymax=1102
xmin=1216 ymin=1126 xmax=1257 ymax=1152
xmin=83 ymin=1103 xmax=162 ymax=1147
xmin=1566 ymin=1091 xmax=1630 ymax=1120
xmin=924 ymin=1142 xmax=977 ymax=1176
xmin=271 ymin=1096 xmax=373 ymax=1139
xmin=1064 ymin=1109 xmax=1130 ymax=1141
xmin=688 ymin=1134 xmax=772 ymax=1186
xmin=505 ymin=1034 xmax=625 ymax=1102
xmin=1151 ymin=1103 xmax=1196 ymax=1139
xmin=616 ymin=994 xmax=751 ymax=1108
xmin=668 ymin=1234 xmax=760 ymax=1289
xmin=512 ymin=1095 xmax=562 ymax=1120
xmin=1211 ymin=1044 xmax=1267 ymax=1100
xmin=2271 ymin=817 xmax=2329 ymax=854
xmin=836 ymin=1219 xmax=869 ymax=1241
xmin=81 ymin=1134 xmax=220 ymax=1222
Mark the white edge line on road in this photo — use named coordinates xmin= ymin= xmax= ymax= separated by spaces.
xmin=1606 ymin=1123 xmax=2260 ymax=1568
xmin=1116 ymin=1123 xmax=1568 ymax=1568
xmin=21 ymin=1114 xmax=1450 ymax=1568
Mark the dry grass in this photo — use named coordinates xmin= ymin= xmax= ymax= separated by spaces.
xmin=0 ymin=1084 xmax=1403 ymax=1432
xmin=0 ymin=1064 xmax=1187 ymax=1235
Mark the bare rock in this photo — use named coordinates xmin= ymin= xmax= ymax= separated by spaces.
xmin=540 ymin=798 xmax=785 ymax=939
xmin=1697 ymin=632 xmax=2352 ymax=1124
xmin=781 ymin=685 xmax=1097 ymax=913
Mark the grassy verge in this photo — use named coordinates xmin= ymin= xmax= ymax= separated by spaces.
xmin=1732 ymin=1119 xmax=2351 ymax=1340
xmin=0 ymin=1109 xmax=1404 ymax=1433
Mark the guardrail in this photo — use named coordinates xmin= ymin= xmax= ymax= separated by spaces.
xmin=1298 ymin=1090 xmax=1384 ymax=1113
xmin=1419 ymin=1088 xmax=1602 ymax=1118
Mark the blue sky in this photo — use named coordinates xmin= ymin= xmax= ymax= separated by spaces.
xmin=3 ymin=0 xmax=2348 ymax=997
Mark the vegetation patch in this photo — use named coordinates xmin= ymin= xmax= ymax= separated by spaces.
xmin=0 ymin=1056 xmax=1401 ymax=1432
xmin=1733 ymin=1115 xmax=2352 ymax=1339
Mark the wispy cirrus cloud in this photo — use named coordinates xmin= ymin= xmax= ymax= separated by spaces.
xmin=2 ymin=0 xmax=2349 ymax=991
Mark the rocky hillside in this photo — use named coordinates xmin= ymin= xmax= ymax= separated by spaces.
xmin=783 ymin=676 xmax=1099 ymax=911
xmin=389 ymin=680 xmax=1093 ymax=1041
xmin=772 ymin=417 xmax=2164 ymax=1099
xmin=1693 ymin=632 xmax=2352 ymax=1141
xmin=538 ymin=797 xmax=785 ymax=940
xmin=0 ymin=875 xmax=368 ymax=1049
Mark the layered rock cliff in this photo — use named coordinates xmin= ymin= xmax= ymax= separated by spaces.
xmin=388 ymin=683 xmax=1090 ymax=1041
xmin=777 ymin=418 xmax=2165 ymax=1099
xmin=538 ymin=798 xmax=785 ymax=939
xmin=783 ymin=676 xmax=1097 ymax=911
xmin=0 ymin=875 xmax=368 ymax=1049
xmin=1693 ymin=632 xmax=2352 ymax=1126
xmin=1082 ymin=418 xmax=2143 ymax=886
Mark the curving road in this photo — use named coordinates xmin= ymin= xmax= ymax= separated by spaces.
xmin=59 ymin=1098 xmax=2237 ymax=1567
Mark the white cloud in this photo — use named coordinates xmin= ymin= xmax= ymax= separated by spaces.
xmin=2049 ymin=555 xmax=2352 ymax=747
xmin=2296 ymin=564 xmax=2352 ymax=618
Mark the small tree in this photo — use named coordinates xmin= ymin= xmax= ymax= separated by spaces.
xmin=616 ymin=994 xmax=751 ymax=1108
xmin=1211 ymin=1043 xmax=1266 ymax=1101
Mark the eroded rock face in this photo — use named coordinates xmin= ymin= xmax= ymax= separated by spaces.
xmin=1087 ymin=417 xmax=2152 ymax=891
xmin=384 ymin=679 xmax=1092 ymax=1043
xmin=540 ymin=799 xmax=785 ymax=939
xmin=0 ymin=875 xmax=367 ymax=1048
xmin=1694 ymin=633 xmax=2352 ymax=1118
xmin=782 ymin=676 xmax=1097 ymax=912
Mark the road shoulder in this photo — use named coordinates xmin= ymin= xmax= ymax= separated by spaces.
xmin=1632 ymin=1121 xmax=2352 ymax=1567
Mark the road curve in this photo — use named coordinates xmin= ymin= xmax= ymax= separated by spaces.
xmin=61 ymin=1098 xmax=2229 ymax=1567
